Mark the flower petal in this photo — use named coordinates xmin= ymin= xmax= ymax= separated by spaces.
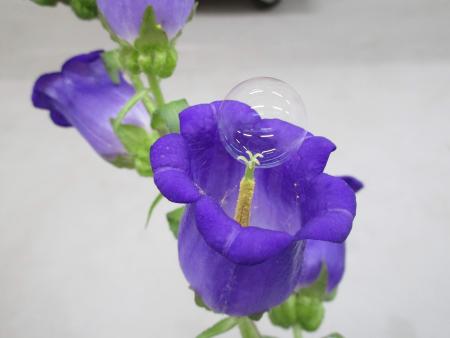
xmin=180 ymin=103 xmax=245 ymax=200
xmin=32 ymin=73 xmax=71 ymax=127
xmin=150 ymin=133 xmax=201 ymax=203
xmin=298 ymin=240 xmax=345 ymax=292
xmin=340 ymin=175 xmax=364 ymax=193
xmin=97 ymin=0 xmax=194 ymax=41
xmin=284 ymin=135 xmax=336 ymax=182
xmin=179 ymin=204 xmax=304 ymax=315
xmin=194 ymin=196 xmax=294 ymax=265
xmin=31 ymin=51 xmax=150 ymax=162
xmin=296 ymin=174 xmax=356 ymax=242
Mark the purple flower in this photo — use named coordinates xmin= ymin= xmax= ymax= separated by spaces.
xmin=298 ymin=177 xmax=363 ymax=293
xmin=32 ymin=50 xmax=150 ymax=164
xmin=97 ymin=0 xmax=195 ymax=42
xmin=150 ymin=101 xmax=358 ymax=316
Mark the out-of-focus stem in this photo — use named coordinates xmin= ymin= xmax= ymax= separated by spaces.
xmin=129 ymin=74 xmax=156 ymax=115
xmin=113 ymin=88 xmax=150 ymax=130
xmin=147 ymin=74 xmax=165 ymax=108
xmin=237 ymin=317 xmax=261 ymax=338
xmin=293 ymin=324 xmax=303 ymax=338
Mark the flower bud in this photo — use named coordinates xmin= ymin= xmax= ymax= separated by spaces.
xmin=120 ymin=49 xmax=140 ymax=75
xmin=296 ymin=295 xmax=325 ymax=332
xmin=159 ymin=47 xmax=178 ymax=78
xmin=70 ymin=0 xmax=98 ymax=19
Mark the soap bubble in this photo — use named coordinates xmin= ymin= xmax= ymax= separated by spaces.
xmin=217 ymin=77 xmax=308 ymax=168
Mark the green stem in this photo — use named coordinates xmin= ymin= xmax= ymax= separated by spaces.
xmin=130 ymin=74 xmax=156 ymax=115
xmin=147 ymin=73 xmax=165 ymax=107
xmin=237 ymin=317 xmax=261 ymax=338
xmin=293 ymin=324 xmax=303 ymax=338
xmin=113 ymin=89 xmax=150 ymax=130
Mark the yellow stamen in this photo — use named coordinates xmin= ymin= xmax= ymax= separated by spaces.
xmin=233 ymin=151 xmax=262 ymax=227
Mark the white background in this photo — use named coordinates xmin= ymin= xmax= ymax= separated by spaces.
xmin=1 ymin=0 xmax=450 ymax=337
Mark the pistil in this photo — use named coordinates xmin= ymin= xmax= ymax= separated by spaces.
xmin=234 ymin=151 xmax=263 ymax=227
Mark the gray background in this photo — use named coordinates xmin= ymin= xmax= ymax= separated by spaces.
xmin=1 ymin=0 xmax=450 ymax=337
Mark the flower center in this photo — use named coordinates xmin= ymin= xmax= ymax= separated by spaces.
xmin=234 ymin=151 xmax=263 ymax=227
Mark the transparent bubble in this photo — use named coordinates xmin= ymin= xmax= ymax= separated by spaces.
xmin=217 ymin=77 xmax=308 ymax=168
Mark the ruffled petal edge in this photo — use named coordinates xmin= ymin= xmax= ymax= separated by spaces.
xmin=194 ymin=196 xmax=294 ymax=265
xmin=150 ymin=133 xmax=201 ymax=203
xmin=296 ymin=174 xmax=356 ymax=242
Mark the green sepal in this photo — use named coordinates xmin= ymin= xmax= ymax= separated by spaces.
xmin=166 ymin=206 xmax=185 ymax=238
xmin=158 ymin=47 xmax=178 ymax=78
xmin=133 ymin=7 xmax=178 ymax=77
xmin=112 ymin=120 xmax=158 ymax=176
xmin=98 ymin=13 xmax=129 ymax=47
xmin=237 ymin=318 xmax=262 ymax=338
xmin=300 ymin=264 xmax=329 ymax=300
xmin=70 ymin=0 xmax=97 ymax=19
xmin=145 ymin=193 xmax=163 ymax=227
xmin=31 ymin=0 xmax=97 ymax=19
xmin=268 ymin=265 xmax=331 ymax=332
xmin=170 ymin=2 xmax=198 ymax=44
xmin=188 ymin=2 xmax=199 ymax=23
xmin=31 ymin=0 xmax=59 ymax=6
xmin=194 ymin=292 xmax=211 ymax=311
xmin=268 ymin=294 xmax=297 ymax=328
xmin=102 ymin=50 xmax=121 ymax=84
xmin=119 ymin=48 xmax=140 ymax=75
xmin=322 ymin=333 xmax=344 ymax=338
xmin=248 ymin=312 xmax=264 ymax=322
xmin=296 ymin=294 xmax=325 ymax=332
xmin=110 ymin=155 xmax=134 ymax=169
xmin=323 ymin=288 xmax=337 ymax=302
xmin=135 ymin=6 xmax=169 ymax=51
xmin=196 ymin=317 xmax=238 ymax=338
xmin=136 ymin=44 xmax=178 ymax=78
xmin=151 ymin=99 xmax=188 ymax=133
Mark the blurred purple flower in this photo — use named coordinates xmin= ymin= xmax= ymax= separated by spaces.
xmin=32 ymin=50 xmax=149 ymax=164
xmin=97 ymin=0 xmax=195 ymax=42
xmin=150 ymin=101 xmax=359 ymax=315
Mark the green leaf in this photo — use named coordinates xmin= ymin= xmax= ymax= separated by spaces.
xmin=237 ymin=318 xmax=262 ymax=338
xmin=102 ymin=50 xmax=121 ymax=84
xmin=166 ymin=207 xmax=185 ymax=238
xmin=145 ymin=193 xmax=163 ymax=227
xmin=152 ymin=99 xmax=188 ymax=133
xmin=112 ymin=121 xmax=158 ymax=176
xmin=196 ymin=317 xmax=238 ymax=338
